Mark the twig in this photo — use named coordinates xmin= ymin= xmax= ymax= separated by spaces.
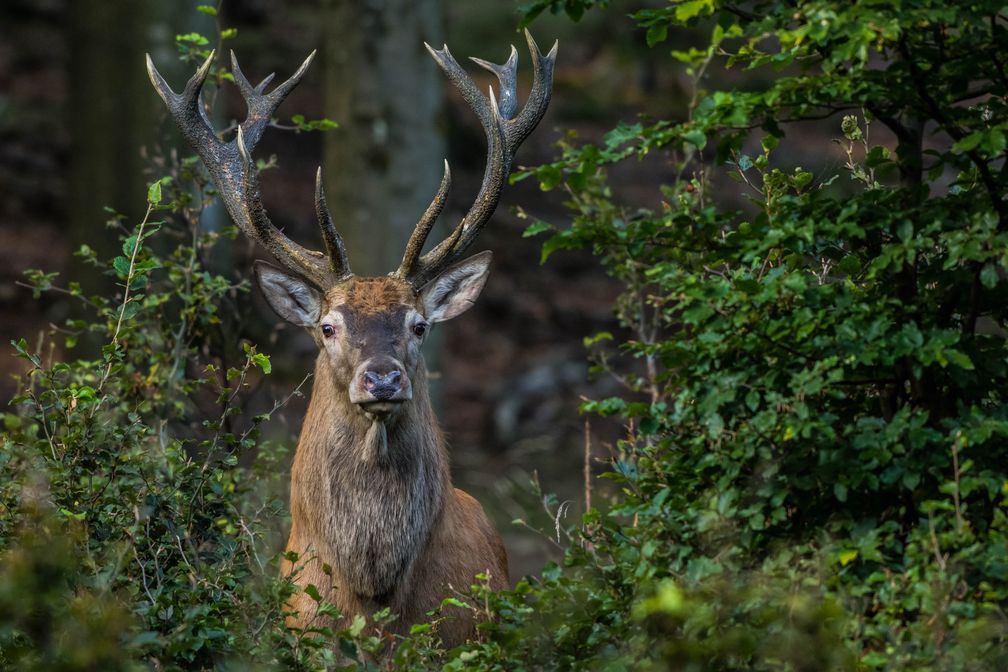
xmin=951 ymin=434 xmax=965 ymax=532
xmin=238 ymin=372 xmax=312 ymax=444
xmin=927 ymin=510 xmax=948 ymax=571
xmin=583 ymin=418 xmax=592 ymax=513
xmin=96 ymin=202 xmax=155 ymax=396
xmin=14 ymin=281 xmax=101 ymax=309
xmin=554 ymin=500 xmax=570 ymax=545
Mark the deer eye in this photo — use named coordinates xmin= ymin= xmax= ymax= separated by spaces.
xmin=413 ymin=322 xmax=428 ymax=338
xmin=321 ymin=324 xmax=335 ymax=338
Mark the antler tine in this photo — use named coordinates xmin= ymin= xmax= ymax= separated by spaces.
xmin=231 ymin=54 xmax=277 ymax=101
xmin=230 ymin=52 xmax=258 ymax=99
xmin=232 ymin=49 xmax=316 ymax=151
xmin=315 ymin=167 xmax=352 ymax=281
xmin=396 ymin=160 xmax=452 ymax=281
xmin=509 ymin=30 xmax=557 ymax=148
xmin=400 ymin=33 xmax=556 ymax=288
xmin=408 ymin=86 xmax=506 ymax=287
xmin=471 ymin=45 xmax=518 ymax=120
xmin=149 ymin=50 xmax=337 ymax=288
xmin=146 ymin=50 xmax=220 ymax=153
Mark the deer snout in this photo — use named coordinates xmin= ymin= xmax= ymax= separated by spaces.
xmin=349 ymin=357 xmax=412 ymax=410
xmin=363 ymin=370 xmax=401 ymax=399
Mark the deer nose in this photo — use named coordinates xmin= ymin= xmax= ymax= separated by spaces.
xmin=350 ymin=357 xmax=412 ymax=408
xmin=360 ymin=364 xmax=403 ymax=402
xmin=363 ymin=370 xmax=402 ymax=399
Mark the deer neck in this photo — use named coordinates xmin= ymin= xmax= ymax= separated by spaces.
xmin=292 ymin=352 xmax=448 ymax=601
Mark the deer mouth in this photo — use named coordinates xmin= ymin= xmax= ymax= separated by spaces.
xmin=350 ymin=382 xmax=412 ymax=415
xmin=359 ymin=399 xmax=405 ymax=413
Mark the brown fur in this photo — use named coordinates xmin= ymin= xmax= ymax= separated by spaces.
xmin=327 ymin=277 xmax=417 ymax=316
xmin=280 ymin=276 xmax=508 ymax=648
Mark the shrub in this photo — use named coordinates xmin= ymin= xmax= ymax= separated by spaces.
xmin=0 ymin=22 xmax=356 ymax=671
xmin=419 ymin=1 xmax=1008 ymax=669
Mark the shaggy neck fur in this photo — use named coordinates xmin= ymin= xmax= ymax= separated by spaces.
xmin=291 ymin=353 xmax=448 ymax=602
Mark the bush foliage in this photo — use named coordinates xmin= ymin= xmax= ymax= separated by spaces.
xmin=488 ymin=0 xmax=1008 ymax=669
xmin=3 ymin=0 xmax=1008 ymax=670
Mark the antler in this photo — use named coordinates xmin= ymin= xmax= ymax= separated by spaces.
xmin=396 ymin=29 xmax=557 ymax=288
xmin=146 ymin=50 xmax=351 ymax=287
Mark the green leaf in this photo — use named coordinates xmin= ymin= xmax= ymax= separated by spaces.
xmin=865 ymin=145 xmax=891 ymax=168
xmin=792 ymin=169 xmax=812 ymax=189
xmin=683 ymin=128 xmax=707 ymax=150
xmin=129 ymin=631 xmax=162 ymax=647
xmin=896 ymin=220 xmax=913 ymax=242
xmin=982 ymin=128 xmax=1006 ymax=156
xmin=196 ymin=4 xmax=217 ymax=15
xmin=59 ymin=508 xmax=86 ymax=521
xmin=540 ymin=234 xmax=567 ymax=264
xmin=291 ymin=114 xmax=339 ymax=132
xmin=122 ymin=235 xmax=138 ymax=257
xmin=639 ymin=417 xmax=659 ymax=435
xmin=304 ymin=584 xmax=323 ymax=602
xmin=147 ymin=181 xmax=162 ymax=205
xmin=175 ymin=32 xmax=209 ymax=46
xmin=980 ymin=262 xmax=999 ymax=289
xmin=252 ymin=352 xmax=272 ymax=375
xmin=953 ymin=131 xmax=983 ymax=152
xmin=674 ymin=0 xmax=713 ymax=22
xmin=536 ymin=165 xmax=563 ymax=191
xmin=113 ymin=256 xmax=131 ymax=277
xmin=944 ymin=349 xmax=974 ymax=370
xmin=523 ymin=221 xmax=554 ymax=238
xmin=646 ymin=23 xmax=668 ymax=47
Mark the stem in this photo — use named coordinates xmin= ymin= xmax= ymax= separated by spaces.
xmin=96 ymin=202 xmax=155 ymax=396
xmin=583 ymin=418 xmax=592 ymax=514
xmin=951 ymin=436 xmax=965 ymax=532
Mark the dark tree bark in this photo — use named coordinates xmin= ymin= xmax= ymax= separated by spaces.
xmin=320 ymin=0 xmax=445 ymax=277
xmin=67 ymin=0 xmax=159 ymax=292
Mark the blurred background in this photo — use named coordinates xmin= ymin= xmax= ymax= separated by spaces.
xmin=1 ymin=0 xmax=722 ymax=578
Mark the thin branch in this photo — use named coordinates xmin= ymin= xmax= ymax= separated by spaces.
xmin=95 ymin=202 xmax=156 ymax=398
xmin=583 ymin=419 xmax=593 ymax=514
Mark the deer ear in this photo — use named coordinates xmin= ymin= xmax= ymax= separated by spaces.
xmin=254 ymin=261 xmax=322 ymax=328
xmin=420 ymin=251 xmax=492 ymax=323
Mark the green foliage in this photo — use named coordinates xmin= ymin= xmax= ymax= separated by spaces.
xmin=417 ymin=0 xmax=1008 ymax=669
xmin=0 ymin=21 xmax=360 ymax=672
xmin=518 ymin=0 xmax=610 ymax=26
xmin=290 ymin=114 xmax=339 ymax=133
xmin=0 ymin=507 xmax=138 ymax=672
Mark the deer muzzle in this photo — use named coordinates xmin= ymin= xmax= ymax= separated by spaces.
xmin=349 ymin=357 xmax=412 ymax=415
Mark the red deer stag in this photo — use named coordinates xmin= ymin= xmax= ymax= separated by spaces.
xmin=146 ymin=32 xmax=555 ymax=645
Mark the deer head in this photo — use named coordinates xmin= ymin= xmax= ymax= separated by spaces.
xmin=252 ymin=252 xmax=492 ymax=423
xmin=146 ymin=33 xmax=556 ymax=425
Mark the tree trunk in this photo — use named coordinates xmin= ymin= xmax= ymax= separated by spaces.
xmin=67 ymin=1 xmax=198 ymax=294
xmin=68 ymin=0 xmax=156 ymax=293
